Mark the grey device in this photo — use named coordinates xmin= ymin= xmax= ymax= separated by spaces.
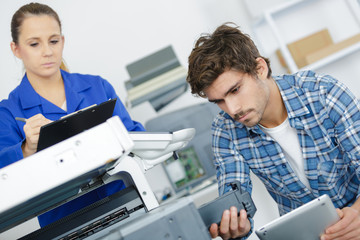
xmin=255 ymin=194 xmax=340 ymax=240
xmin=146 ymin=103 xmax=219 ymax=194
xmin=99 ymin=196 xmax=211 ymax=240
xmin=198 ymin=181 xmax=257 ymax=228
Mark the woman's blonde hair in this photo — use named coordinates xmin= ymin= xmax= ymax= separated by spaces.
xmin=60 ymin=60 xmax=69 ymax=72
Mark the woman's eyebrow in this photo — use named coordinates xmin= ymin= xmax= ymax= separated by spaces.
xmin=25 ymin=33 xmax=61 ymax=41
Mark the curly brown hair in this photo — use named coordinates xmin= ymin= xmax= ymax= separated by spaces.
xmin=187 ymin=23 xmax=271 ymax=98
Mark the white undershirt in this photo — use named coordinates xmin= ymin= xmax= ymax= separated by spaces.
xmin=259 ymin=118 xmax=310 ymax=189
xmin=61 ymin=100 xmax=67 ymax=111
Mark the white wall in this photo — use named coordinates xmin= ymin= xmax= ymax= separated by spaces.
xmin=0 ymin=0 xmax=253 ymax=108
xmin=2 ymin=0 xmax=359 ymax=121
xmin=1 ymin=0 xmax=360 ymax=239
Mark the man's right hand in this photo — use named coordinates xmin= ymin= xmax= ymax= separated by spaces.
xmin=22 ymin=114 xmax=52 ymax=158
xmin=209 ymin=207 xmax=251 ymax=240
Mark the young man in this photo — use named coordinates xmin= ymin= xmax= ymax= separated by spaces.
xmin=187 ymin=23 xmax=360 ymax=240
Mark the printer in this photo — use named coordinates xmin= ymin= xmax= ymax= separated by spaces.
xmin=0 ymin=116 xmax=210 ymax=239
xmin=0 ymin=115 xmax=256 ymax=240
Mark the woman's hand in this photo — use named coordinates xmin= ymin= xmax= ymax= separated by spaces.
xmin=22 ymin=114 xmax=52 ymax=157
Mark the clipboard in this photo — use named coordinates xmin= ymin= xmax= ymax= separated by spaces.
xmin=37 ymin=98 xmax=117 ymax=152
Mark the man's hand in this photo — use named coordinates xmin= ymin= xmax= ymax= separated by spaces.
xmin=321 ymin=207 xmax=360 ymax=240
xmin=22 ymin=114 xmax=52 ymax=157
xmin=209 ymin=207 xmax=251 ymax=240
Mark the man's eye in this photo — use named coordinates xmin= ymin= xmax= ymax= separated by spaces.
xmin=30 ymin=43 xmax=38 ymax=47
xmin=212 ymin=100 xmax=223 ymax=105
xmin=50 ymin=40 xmax=59 ymax=44
xmin=231 ymin=87 xmax=240 ymax=93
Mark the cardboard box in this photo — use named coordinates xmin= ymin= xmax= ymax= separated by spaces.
xmin=305 ymin=33 xmax=360 ymax=64
xmin=276 ymin=29 xmax=333 ymax=70
xmin=287 ymin=29 xmax=333 ymax=68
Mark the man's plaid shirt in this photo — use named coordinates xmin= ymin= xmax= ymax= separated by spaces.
xmin=212 ymin=70 xmax=360 ymax=217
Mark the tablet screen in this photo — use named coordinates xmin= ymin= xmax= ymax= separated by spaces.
xmin=255 ymin=194 xmax=339 ymax=240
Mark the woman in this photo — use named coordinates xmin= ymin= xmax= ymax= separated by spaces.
xmin=0 ymin=2 xmax=144 ymax=227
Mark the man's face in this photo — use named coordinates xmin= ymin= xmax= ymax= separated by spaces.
xmin=204 ymin=69 xmax=270 ymax=127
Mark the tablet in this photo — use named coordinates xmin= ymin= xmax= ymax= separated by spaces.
xmin=255 ymin=194 xmax=339 ymax=240
xmin=37 ymin=98 xmax=117 ymax=151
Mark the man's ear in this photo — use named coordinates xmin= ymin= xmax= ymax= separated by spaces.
xmin=10 ymin=42 xmax=21 ymax=59
xmin=256 ymin=57 xmax=269 ymax=80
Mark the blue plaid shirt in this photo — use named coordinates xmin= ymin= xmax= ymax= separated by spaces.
xmin=212 ymin=71 xmax=360 ymax=218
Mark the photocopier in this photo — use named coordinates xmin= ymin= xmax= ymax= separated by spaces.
xmin=0 ymin=116 xmax=256 ymax=240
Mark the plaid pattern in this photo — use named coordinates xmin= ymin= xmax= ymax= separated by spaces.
xmin=212 ymin=70 xmax=360 ymax=216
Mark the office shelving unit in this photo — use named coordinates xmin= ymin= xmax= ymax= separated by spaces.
xmin=252 ymin=0 xmax=360 ymax=73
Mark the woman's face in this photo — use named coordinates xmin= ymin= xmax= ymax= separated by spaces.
xmin=11 ymin=15 xmax=64 ymax=81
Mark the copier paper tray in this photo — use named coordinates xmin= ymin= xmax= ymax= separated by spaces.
xmin=20 ymin=186 xmax=145 ymax=240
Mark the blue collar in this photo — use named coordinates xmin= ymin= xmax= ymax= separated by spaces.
xmin=17 ymin=70 xmax=91 ymax=114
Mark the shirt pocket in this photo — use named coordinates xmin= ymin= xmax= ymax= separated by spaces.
xmin=251 ymin=165 xmax=290 ymax=196
xmin=317 ymin=145 xmax=347 ymax=187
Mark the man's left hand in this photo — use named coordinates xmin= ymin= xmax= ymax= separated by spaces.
xmin=321 ymin=207 xmax=360 ymax=240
